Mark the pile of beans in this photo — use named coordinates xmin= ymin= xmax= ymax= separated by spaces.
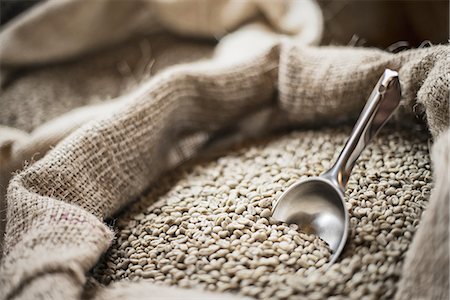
xmin=93 ymin=127 xmax=431 ymax=299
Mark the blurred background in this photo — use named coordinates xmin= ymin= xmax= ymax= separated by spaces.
xmin=2 ymin=0 xmax=448 ymax=48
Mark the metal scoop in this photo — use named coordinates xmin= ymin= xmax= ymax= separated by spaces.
xmin=272 ymin=69 xmax=401 ymax=264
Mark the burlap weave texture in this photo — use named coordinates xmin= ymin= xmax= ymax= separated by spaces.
xmin=0 ymin=1 xmax=448 ymax=299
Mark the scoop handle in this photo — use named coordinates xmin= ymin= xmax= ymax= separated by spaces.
xmin=324 ymin=69 xmax=401 ymax=189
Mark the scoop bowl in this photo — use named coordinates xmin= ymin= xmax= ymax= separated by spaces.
xmin=272 ymin=177 xmax=349 ymax=264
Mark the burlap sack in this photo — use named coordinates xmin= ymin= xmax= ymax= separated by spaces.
xmin=0 ymin=1 xmax=448 ymax=299
xmin=0 ymin=0 xmax=322 ymax=253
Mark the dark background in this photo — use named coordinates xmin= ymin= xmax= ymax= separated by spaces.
xmin=1 ymin=0 xmax=449 ymax=48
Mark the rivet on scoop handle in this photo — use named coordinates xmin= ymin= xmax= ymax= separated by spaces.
xmin=323 ymin=69 xmax=401 ymax=190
